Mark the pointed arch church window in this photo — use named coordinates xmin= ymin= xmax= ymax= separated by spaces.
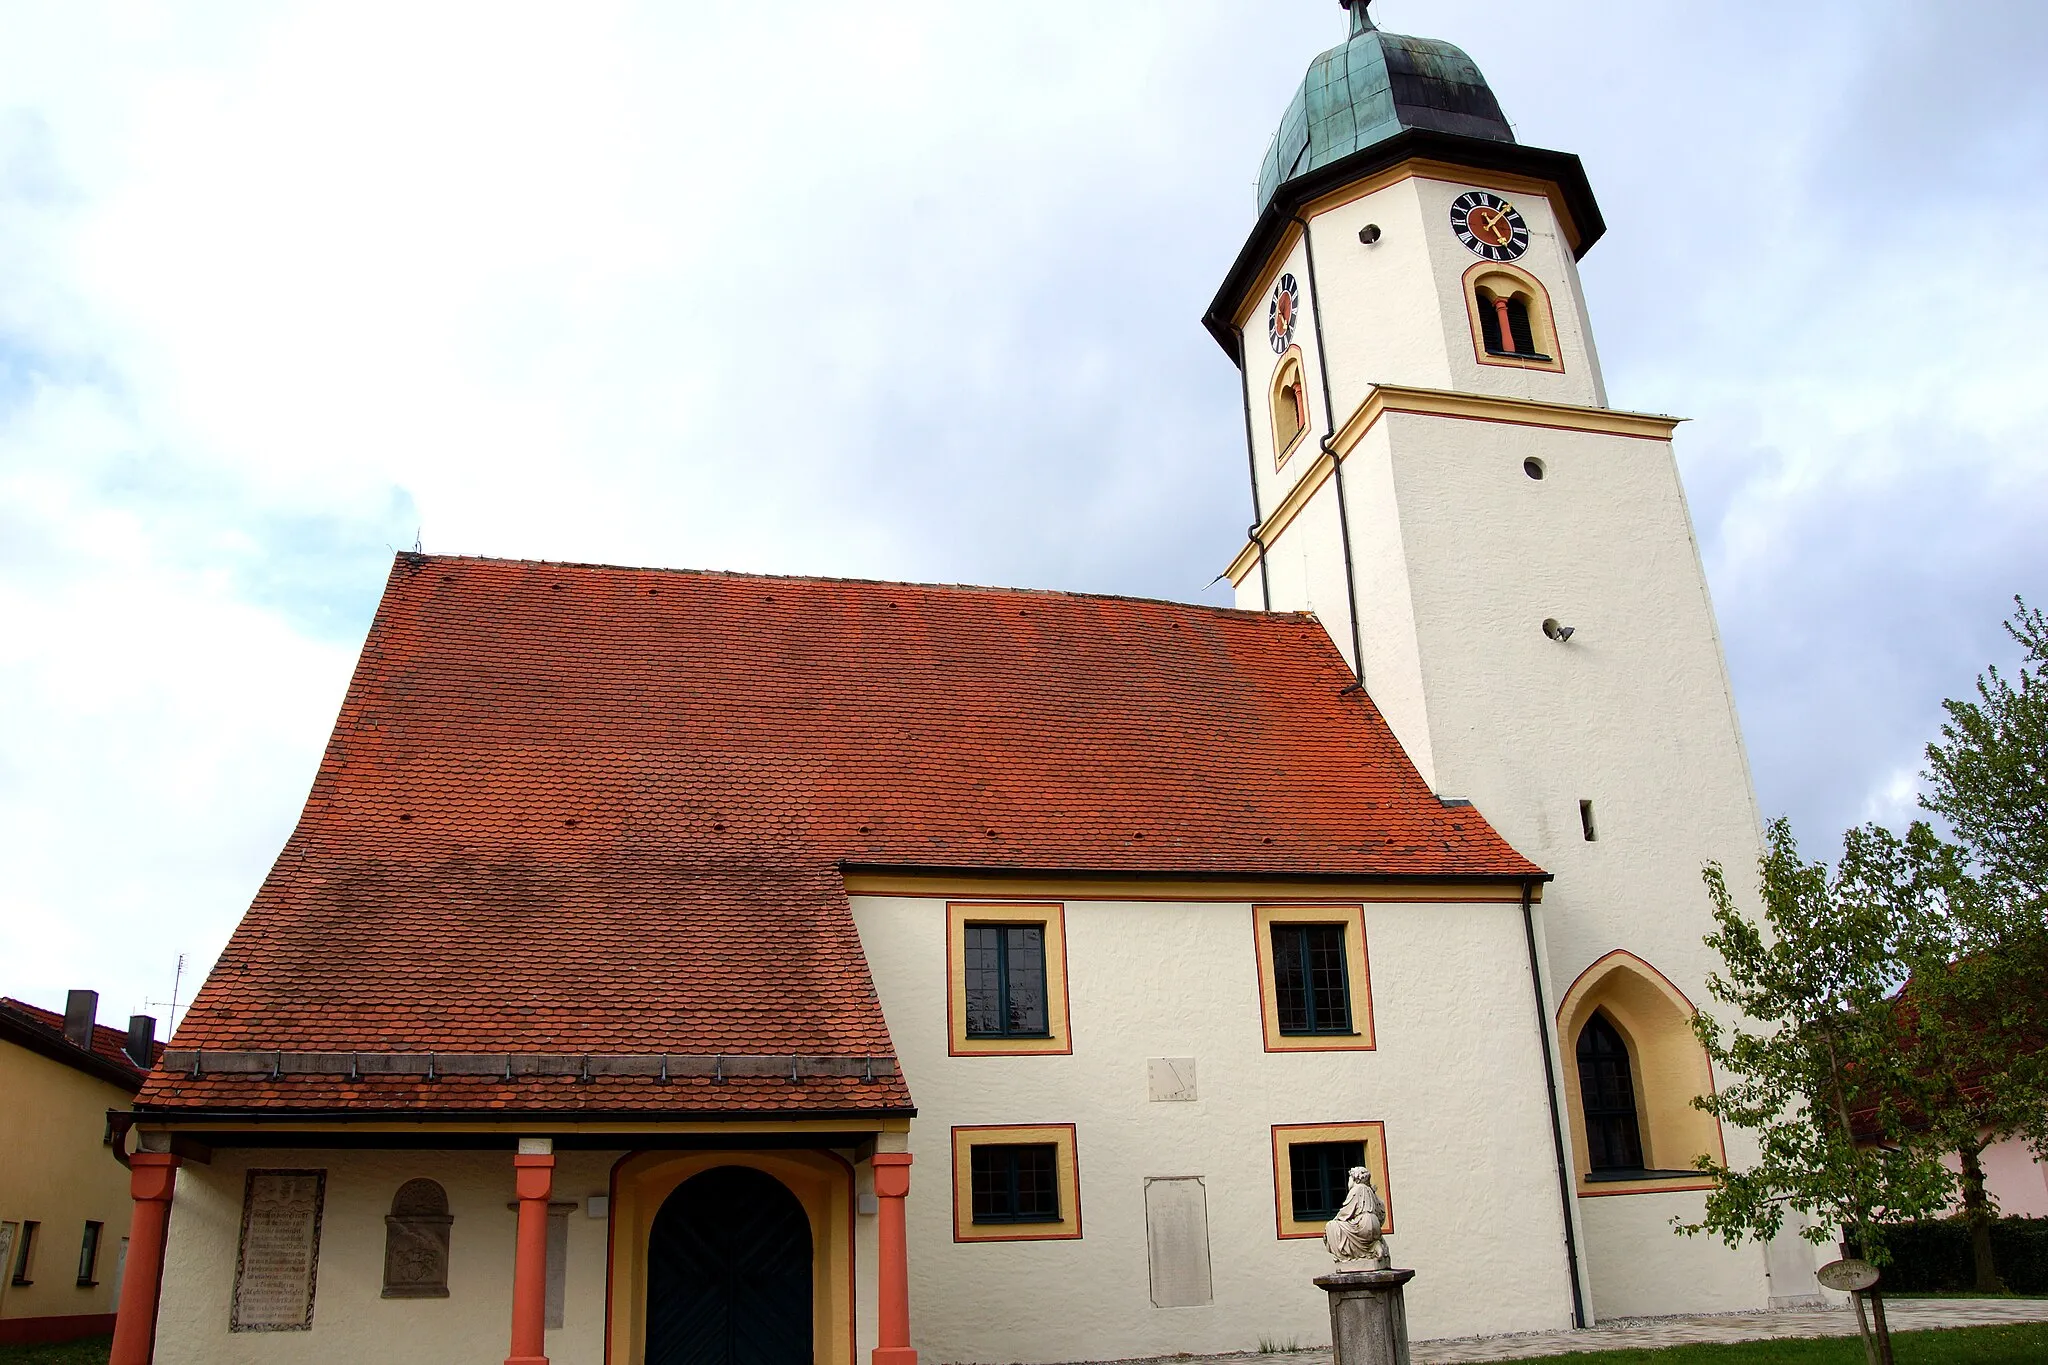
xmin=1576 ymin=1011 xmax=1645 ymax=1172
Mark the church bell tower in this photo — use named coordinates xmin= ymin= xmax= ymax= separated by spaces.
xmin=1209 ymin=0 xmax=1812 ymax=1324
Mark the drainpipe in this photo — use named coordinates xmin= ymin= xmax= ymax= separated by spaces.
xmin=1522 ymin=879 xmax=1587 ymax=1327
xmin=1291 ymin=212 xmax=1367 ymax=689
xmin=1236 ymin=346 xmax=1273 ymax=611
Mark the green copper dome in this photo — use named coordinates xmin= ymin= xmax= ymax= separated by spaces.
xmin=1257 ymin=1 xmax=1515 ymax=210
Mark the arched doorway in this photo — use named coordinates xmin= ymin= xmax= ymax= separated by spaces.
xmin=646 ymin=1165 xmax=814 ymax=1365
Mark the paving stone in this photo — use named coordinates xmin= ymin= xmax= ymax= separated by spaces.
xmin=1057 ymin=1298 xmax=2048 ymax=1365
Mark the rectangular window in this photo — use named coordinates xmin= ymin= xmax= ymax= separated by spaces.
xmin=963 ymin=924 xmax=1049 ymax=1038
xmin=1271 ymin=1123 xmax=1391 ymax=1239
xmin=969 ymin=1143 xmax=1061 ymax=1224
xmin=1271 ymin=923 xmax=1353 ymax=1035
xmin=76 ymin=1221 xmax=103 ymax=1287
xmin=11 ymin=1221 xmax=36 ymax=1286
xmin=1288 ymin=1140 xmax=1365 ymax=1222
xmin=951 ymin=1123 xmax=1082 ymax=1241
xmin=948 ymin=902 xmax=1070 ymax=1056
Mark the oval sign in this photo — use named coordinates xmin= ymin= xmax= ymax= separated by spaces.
xmin=1816 ymin=1258 xmax=1880 ymax=1292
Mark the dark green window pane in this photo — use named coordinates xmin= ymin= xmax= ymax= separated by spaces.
xmin=969 ymin=1143 xmax=1060 ymax=1224
xmin=963 ymin=922 xmax=1050 ymax=1038
xmin=1288 ymin=1140 xmax=1365 ymax=1222
xmin=1273 ymin=923 xmax=1351 ymax=1035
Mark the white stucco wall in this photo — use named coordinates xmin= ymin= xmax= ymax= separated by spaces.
xmin=852 ymin=890 xmax=1579 ymax=1362
xmin=155 ymin=1147 xmax=620 ymax=1365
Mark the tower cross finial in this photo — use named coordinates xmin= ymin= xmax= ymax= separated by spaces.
xmin=1341 ymin=0 xmax=1376 ymax=36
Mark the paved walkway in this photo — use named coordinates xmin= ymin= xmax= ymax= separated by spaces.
xmin=1064 ymin=1298 xmax=2048 ymax=1365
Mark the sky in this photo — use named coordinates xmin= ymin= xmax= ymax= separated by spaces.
xmin=2 ymin=1 xmax=2044 ymax=1032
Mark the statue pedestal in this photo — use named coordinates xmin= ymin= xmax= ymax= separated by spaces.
xmin=1314 ymin=1268 xmax=1414 ymax=1365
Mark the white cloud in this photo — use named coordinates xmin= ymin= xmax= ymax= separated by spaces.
xmin=2 ymin=0 xmax=2042 ymax=1022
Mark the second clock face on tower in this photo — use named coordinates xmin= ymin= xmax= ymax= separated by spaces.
xmin=1450 ymin=190 xmax=1530 ymax=262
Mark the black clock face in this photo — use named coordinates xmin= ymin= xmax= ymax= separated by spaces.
xmin=1451 ymin=190 xmax=1530 ymax=262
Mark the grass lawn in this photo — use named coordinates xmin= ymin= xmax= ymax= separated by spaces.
xmin=0 ymin=1338 xmax=110 ymax=1365
xmin=1505 ymin=1321 xmax=2048 ymax=1362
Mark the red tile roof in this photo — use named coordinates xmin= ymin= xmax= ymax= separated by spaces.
xmin=140 ymin=555 xmax=1540 ymax=1118
xmin=2 ymin=997 xmax=159 ymax=1088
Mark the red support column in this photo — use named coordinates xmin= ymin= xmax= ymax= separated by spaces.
xmin=872 ymin=1152 xmax=915 ymax=1365
xmin=109 ymin=1152 xmax=180 ymax=1365
xmin=1491 ymin=296 xmax=1518 ymax=355
xmin=506 ymin=1143 xmax=556 ymax=1365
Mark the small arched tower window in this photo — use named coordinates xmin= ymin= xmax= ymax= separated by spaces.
xmin=1464 ymin=264 xmax=1563 ymax=373
xmin=1271 ymin=348 xmax=1310 ymax=467
xmin=1576 ymin=1011 xmax=1645 ymax=1172
xmin=383 ymin=1178 xmax=453 ymax=1298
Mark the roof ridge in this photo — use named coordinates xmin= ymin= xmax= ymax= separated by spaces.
xmin=393 ymin=553 xmax=1311 ymax=623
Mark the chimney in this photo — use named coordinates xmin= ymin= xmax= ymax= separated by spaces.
xmin=126 ymin=1014 xmax=158 ymax=1068
xmin=63 ymin=989 xmax=99 ymax=1050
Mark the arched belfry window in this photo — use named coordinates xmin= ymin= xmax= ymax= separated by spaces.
xmin=382 ymin=1178 xmax=453 ymax=1298
xmin=1464 ymin=263 xmax=1563 ymax=373
xmin=1271 ymin=348 xmax=1310 ymax=468
xmin=1576 ymin=1011 xmax=1645 ymax=1172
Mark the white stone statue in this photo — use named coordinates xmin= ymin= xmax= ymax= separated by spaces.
xmin=1323 ymin=1166 xmax=1391 ymax=1269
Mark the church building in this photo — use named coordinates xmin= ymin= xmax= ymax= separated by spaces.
xmin=108 ymin=5 xmax=1823 ymax=1363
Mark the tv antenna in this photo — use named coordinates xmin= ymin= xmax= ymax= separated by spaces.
xmin=145 ymin=953 xmax=188 ymax=1036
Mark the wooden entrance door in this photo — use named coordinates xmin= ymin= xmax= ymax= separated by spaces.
xmin=646 ymin=1165 xmax=814 ymax=1365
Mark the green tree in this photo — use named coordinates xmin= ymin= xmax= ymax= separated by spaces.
xmin=1683 ymin=818 xmax=1956 ymax=1365
xmin=1895 ymin=596 xmax=2048 ymax=1291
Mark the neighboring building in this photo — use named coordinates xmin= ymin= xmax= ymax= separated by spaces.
xmin=111 ymin=5 xmax=1819 ymax=1364
xmin=0 ymin=992 xmax=159 ymax=1346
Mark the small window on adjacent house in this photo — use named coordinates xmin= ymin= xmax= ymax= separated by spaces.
xmin=76 ymin=1221 xmax=102 ymax=1287
xmin=964 ymin=924 xmax=1049 ymax=1038
xmin=1271 ymin=923 xmax=1353 ymax=1035
xmin=1580 ymin=799 xmax=1598 ymax=842
xmin=1577 ymin=1011 xmax=1646 ymax=1172
xmin=11 ymin=1221 xmax=36 ymax=1286
xmin=1287 ymin=1140 xmax=1366 ymax=1222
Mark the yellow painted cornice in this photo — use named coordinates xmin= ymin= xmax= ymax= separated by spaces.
xmin=1225 ymin=385 xmax=1683 ymax=586
xmin=843 ymin=870 xmax=1533 ymax=904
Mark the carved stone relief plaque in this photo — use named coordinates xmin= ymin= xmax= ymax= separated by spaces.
xmin=382 ymin=1178 xmax=453 ymax=1299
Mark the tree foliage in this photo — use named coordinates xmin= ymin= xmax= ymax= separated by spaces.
xmin=1682 ymin=817 xmax=1955 ymax=1262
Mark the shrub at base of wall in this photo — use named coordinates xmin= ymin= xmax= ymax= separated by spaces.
xmin=1877 ymin=1217 xmax=2048 ymax=1293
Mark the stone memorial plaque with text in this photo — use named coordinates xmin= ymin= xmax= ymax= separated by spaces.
xmin=232 ymin=1170 xmax=326 ymax=1331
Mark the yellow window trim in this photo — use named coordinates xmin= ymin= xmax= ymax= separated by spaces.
xmin=950 ymin=1124 xmax=1082 ymax=1242
xmin=1463 ymin=260 xmax=1566 ymax=375
xmin=1253 ymin=904 xmax=1375 ymax=1053
xmin=946 ymin=902 xmax=1072 ymax=1057
xmin=1556 ymin=950 xmax=1726 ymax=1198
xmin=1271 ymin=346 xmax=1311 ymax=469
xmin=1270 ymin=1121 xmax=1392 ymax=1240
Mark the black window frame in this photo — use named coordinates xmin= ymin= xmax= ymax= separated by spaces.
xmin=1577 ymin=1010 xmax=1647 ymax=1173
xmin=962 ymin=922 xmax=1051 ymax=1039
xmin=968 ymin=1142 xmax=1061 ymax=1225
xmin=10 ymin=1220 xmax=36 ymax=1286
xmin=1271 ymin=922 xmax=1355 ymax=1036
xmin=76 ymin=1220 xmax=103 ymax=1287
xmin=1287 ymin=1140 xmax=1366 ymax=1223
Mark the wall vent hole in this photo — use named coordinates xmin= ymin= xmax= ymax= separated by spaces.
xmin=1524 ymin=458 xmax=1546 ymax=480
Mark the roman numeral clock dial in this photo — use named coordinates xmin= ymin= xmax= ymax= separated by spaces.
xmin=1450 ymin=190 xmax=1530 ymax=262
